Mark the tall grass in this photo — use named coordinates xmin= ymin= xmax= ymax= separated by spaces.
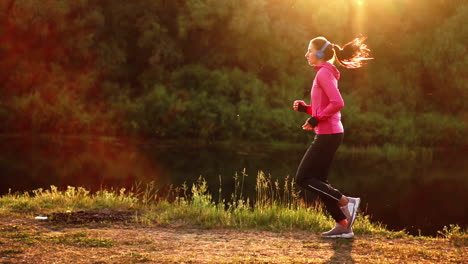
xmin=0 ymin=186 xmax=140 ymax=214
xmin=146 ymin=171 xmax=390 ymax=235
xmin=1 ymin=171 xmax=457 ymax=237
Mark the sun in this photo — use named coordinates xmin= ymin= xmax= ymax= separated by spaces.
xmin=351 ymin=0 xmax=366 ymax=34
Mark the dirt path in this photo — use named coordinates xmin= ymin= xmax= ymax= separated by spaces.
xmin=0 ymin=217 xmax=466 ymax=263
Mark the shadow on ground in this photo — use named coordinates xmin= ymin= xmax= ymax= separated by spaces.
xmin=324 ymin=238 xmax=355 ymax=264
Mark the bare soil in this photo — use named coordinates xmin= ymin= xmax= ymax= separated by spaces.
xmin=49 ymin=209 xmax=135 ymax=224
xmin=0 ymin=214 xmax=466 ymax=264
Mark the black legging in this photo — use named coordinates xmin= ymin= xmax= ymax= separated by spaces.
xmin=295 ymin=133 xmax=346 ymax=222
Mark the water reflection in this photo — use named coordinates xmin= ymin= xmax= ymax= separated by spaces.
xmin=0 ymin=136 xmax=169 ymax=193
xmin=0 ymin=136 xmax=466 ymax=236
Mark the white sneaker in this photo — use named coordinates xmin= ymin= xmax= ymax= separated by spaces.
xmin=346 ymin=197 xmax=361 ymax=229
xmin=321 ymin=223 xmax=354 ymax=238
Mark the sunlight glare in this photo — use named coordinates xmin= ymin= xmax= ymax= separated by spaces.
xmin=352 ymin=0 xmax=366 ymax=33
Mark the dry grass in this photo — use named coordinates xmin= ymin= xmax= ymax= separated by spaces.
xmin=0 ymin=215 xmax=466 ymax=264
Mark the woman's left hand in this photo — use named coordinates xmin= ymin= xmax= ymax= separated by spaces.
xmin=302 ymin=120 xmax=314 ymax=130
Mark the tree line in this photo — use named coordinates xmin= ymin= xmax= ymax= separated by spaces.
xmin=0 ymin=0 xmax=466 ymax=148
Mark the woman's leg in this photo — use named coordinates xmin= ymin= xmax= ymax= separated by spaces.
xmin=295 ymin=133 xmax=345 ymax=222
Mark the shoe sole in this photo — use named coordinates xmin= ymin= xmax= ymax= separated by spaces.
xmin=349 ymin=197 xmax=361 ymax=228
xmin=322 ymin=232 xmax=354 ymax=239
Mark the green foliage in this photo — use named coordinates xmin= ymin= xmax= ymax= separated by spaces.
xmin=0 ymin=0 xmax=466 ymax=147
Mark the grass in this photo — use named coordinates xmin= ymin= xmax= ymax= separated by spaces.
xmin=0 ymin=224 xmax=42 ymax=246
xmin=51 ymin=231 xmax=115 ymax=247
xmin=1 ymin=171 xmax=464 ymax=242
xmin=438 ymin=224 xmax=468 ymax=247
xmin=0 ymin=170 xmax=466 ymax=263
xmin=0 ymin=222 xmax=113 ymax=248
xmin=0 ymin=185 xmax=140 ymax=215
xmin=0 ymin=171 xmax=390 ymax=236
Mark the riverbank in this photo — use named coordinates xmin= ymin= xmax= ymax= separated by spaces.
xmin=0 ymin=179 xmax=466 ymax=263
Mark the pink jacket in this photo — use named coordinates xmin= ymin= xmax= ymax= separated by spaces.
xmin=303 ymin=62 xmax=344 ymax=134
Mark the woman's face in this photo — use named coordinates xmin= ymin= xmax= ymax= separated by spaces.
xmin=305 ymin=41 xmax=321 ymax=66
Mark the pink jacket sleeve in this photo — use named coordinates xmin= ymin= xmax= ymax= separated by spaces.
xmin=304 ymin=105 xmax=312 ymax=115
xmin=315 ymin=69 xmax=344 ymax=121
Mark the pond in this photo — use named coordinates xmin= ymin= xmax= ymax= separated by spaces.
xmin=0 ymin=136 xmax=466 ymax=236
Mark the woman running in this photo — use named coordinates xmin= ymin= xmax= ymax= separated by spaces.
xmin=293 ymin=36 xmax=372 ymax=238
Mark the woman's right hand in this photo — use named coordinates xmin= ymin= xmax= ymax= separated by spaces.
xmin=293 ymin=100 xmax=306 ymax=111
